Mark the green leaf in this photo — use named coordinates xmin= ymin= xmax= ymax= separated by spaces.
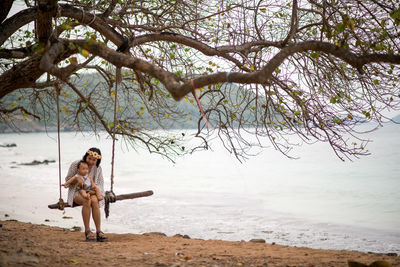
xmin=333 ymin=117 xmax=341 ymax=124
xmin=390 ymin=8 xmax=400 ymax=25
xmin=61 ymin=23 xmax=73 ymax=31
xmin=335 ymin=23 xmax=346 ymax=33
xmin=310 ymin=51 xmax=320 ymax=59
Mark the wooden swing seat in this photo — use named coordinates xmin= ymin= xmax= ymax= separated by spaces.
xmin=48 ymin=190 xmax=153 ymax=209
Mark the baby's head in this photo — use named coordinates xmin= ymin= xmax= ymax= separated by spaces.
xmin=77 ymin=160 xmax=89 ymax=176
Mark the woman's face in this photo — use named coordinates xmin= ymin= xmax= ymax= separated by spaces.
xmin=86 ymin=155 xmax=98 ymax=168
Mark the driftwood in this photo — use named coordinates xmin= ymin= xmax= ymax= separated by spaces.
xmin=48 ymin=190 xmax=153 ymax=209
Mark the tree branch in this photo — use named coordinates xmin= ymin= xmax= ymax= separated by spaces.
xmin=0 ymin=106 xmax=40 ymax=120
xmin=36 ymin=0 xmax=57 ymax=45
xmin=0 ymin=47 xmax=34 ymax=59
xmin=282 ymin=0 xmax=298 ymax=46
xmin=0 ymin=7 xmax=37 ymax=46
xmin=0 ymin=4 xmax=126 ymax=48
xmin=102 ymin=0 xmax=118 ymax=17
xmin=19 ymin=38 xmax=400 ymax=104
xmin=0 ymin=0 xmax=14 ymax=23
xmin=60 ymin=4 xmax=125 ymax=47
xmin=0 ymin=47 xmax=74 ymax=99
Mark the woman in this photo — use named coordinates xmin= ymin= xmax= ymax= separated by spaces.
xmin=65 ymin=147 xmax=108 ymax=242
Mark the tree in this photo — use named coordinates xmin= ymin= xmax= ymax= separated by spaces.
xmin=1 ymin=0 xmax=399 ymax=161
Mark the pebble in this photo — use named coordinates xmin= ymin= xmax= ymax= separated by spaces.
xmin=348 ymin=260 xmax=369 ymax=267
xmin=173 ymin=234 xmax=190 ymax=238
xmin=173 ymin=234 xmax=184 ymax=238
xmin=154 ymin=262 xmax=168 ymax=267
xmin=71 ymin=226 xmax=81 ymax=232
xmin=24 ymin=240 xmax=34 ymax=247
xmin=143 ymin=232 xmax=167 ymax=236
xmin=369 ymin=261 xmax=392 ymax=267
xmin=249 ymin=239 xmax=266 ymax=243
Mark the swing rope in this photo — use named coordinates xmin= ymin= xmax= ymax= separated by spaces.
xmin=56 ymin=84 xmax=65 ymax=210
xmin=49 ymin=77 xmax=153 ymax=212
xmin=104 ymin=69 xmax=119 ymax=218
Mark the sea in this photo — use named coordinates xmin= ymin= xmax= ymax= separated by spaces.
xmin=0 ymin=123 xmax=399 ymax=254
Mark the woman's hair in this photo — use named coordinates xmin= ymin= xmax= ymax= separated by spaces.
xmin=82 ymin=147 xmax=102 ymax=167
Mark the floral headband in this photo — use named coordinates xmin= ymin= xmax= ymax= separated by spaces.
xmin=87 ymin=150 xmax=102 ymax=159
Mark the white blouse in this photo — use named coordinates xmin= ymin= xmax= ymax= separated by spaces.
xmin=65 ymin=159 xmax=105 ymax=207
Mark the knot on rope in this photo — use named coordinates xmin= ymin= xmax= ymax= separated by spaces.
xmin=57 ymin=198 xmax=65 ymax=211
xmin=105 ymin=191 xmax=117 ymax=203
xmin=104 ymin=191 xmax=116 ymax=218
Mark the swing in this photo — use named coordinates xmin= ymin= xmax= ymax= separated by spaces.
xmin=48 ymin=79 xmax=153 ymax=217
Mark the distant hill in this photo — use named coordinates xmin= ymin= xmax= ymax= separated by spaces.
xmin=1 ymin=72 xmax=267 ymax=133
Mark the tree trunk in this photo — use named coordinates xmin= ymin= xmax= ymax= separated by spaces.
xmin=37 ymin=0 xmax=57 ymax=45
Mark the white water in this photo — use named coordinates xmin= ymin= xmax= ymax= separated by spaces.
xmin=0 ymin=123 xmax=399 ymax=253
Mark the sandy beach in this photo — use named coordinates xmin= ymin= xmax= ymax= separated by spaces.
xmin=1 ymin=219 xmax=399 ymax=267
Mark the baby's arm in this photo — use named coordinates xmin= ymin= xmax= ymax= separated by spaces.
xmin=61 ymin=176 xmax=77 ymax=188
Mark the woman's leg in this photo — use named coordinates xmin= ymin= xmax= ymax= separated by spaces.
xmin=90 ymin=195 xmax=108 ymax=241
xmin=74 ymin=194 xmax=91 ymax=231
xmin=90 ymin=195 xmax=101 ymax=232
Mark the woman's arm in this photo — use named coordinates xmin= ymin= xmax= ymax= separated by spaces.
xmin=65 ymin=160 xmax=80 ymax=206
xmin=88 ymin=176 xmax=97 ymax=189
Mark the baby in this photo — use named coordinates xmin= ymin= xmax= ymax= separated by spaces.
xmin=62 ymin=160 xmax=103 ymax=201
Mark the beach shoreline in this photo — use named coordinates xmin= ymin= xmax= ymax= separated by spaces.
xmin=1 ymin=219 xmax=399 ymax=267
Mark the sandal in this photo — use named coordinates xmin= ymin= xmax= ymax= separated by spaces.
xmin=96 ymin=231 xmax=108 ymax=242
xmin=85 ymin=230 xmax=96 ymax=242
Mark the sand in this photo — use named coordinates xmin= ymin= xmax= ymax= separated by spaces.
xmin=0 ymin=219 xmax=399 ymax=267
